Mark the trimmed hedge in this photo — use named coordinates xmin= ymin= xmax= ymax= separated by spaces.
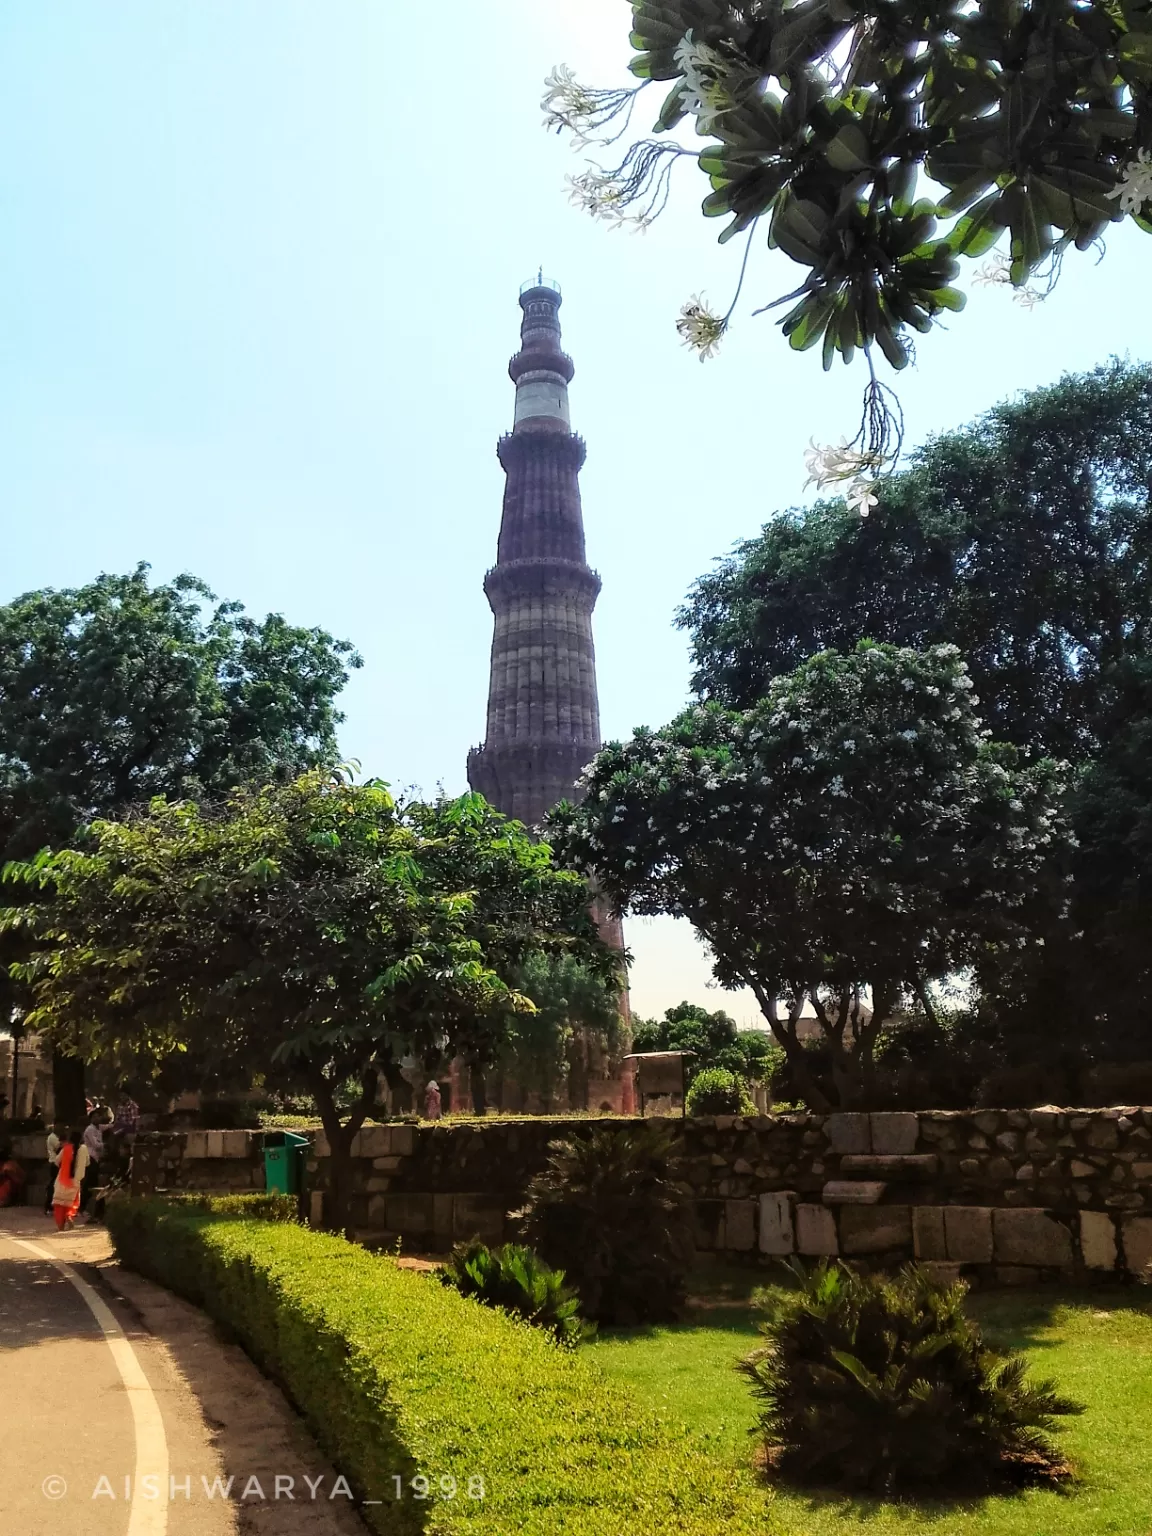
xmin=106 ymin=1199 xmax=770 ymax=1535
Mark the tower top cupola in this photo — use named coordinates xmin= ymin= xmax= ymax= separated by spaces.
xmin=509 ymin=275 xmax=575 ymax=433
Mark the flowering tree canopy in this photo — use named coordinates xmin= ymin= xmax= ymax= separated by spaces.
xmin=549 ymin=642 xmax=1069 ymax=1108
xmin=546 ymin=1 xmax=1152 ymax=383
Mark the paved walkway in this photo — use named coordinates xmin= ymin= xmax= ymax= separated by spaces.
xmin=0 ymin=1208 xmax=368 ymax=1536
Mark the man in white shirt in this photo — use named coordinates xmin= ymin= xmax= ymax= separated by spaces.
xmin=80 ymin=1111 xmax=105 ymax=1217
xmin=43 ymin=1122 xmax=64 ymax=1215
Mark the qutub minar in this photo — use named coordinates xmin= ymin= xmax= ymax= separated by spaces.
xmin=468 ymin=277 xmax=608 ymax=839
xmin=462 ymin=278 xmax=630 ymax=1111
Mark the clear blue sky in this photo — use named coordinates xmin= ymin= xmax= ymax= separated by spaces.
xmin=3 ymin=1 xmax=1151 ymax=1022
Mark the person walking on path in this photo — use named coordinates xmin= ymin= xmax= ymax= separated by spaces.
xmin=81 ymin=1108 xmax=104 ymax=1216
xmin=43 ymin=1120 xmax=64 ymax=1214
xmin=423 ymin=1079 xmax=443 ymax=1120
xmin=52 ymin=1130 xmax=88 ymax=1229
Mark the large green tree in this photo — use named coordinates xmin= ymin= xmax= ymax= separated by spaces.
xmin=0 ymin=564 xmax=360 ymax=1118
xmin=1 ymin=775 xmax=611 ymax=1227
xmin=548 ymin=2 xmax=1152 ymax=383
xmin=551 ymin=643 xmax=1068 ymax=1109
xmin=632 ymin=1000 xmax=775 ymax=1083
xmin=680 ymin=362 xmax=1152 ymax=762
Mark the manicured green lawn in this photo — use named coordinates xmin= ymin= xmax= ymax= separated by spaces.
xmin=589 ymin=1268 xmax=1152 ymax=1536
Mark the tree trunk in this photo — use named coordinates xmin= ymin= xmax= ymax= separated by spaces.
xmin=310 ymin=1067 xmax=377 ymax=1237
xmin=470 ymin=1061 xmax=487 ymax=1117
xmin=52 ymin=1048 xmax=87 ymax=1126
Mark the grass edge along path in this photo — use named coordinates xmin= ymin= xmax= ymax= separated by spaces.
xmin=104 ymin=1200 xmax=772 ymax=1536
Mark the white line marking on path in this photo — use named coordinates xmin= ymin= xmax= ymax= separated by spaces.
xmin=3 ymin=1235 xmax=169 ymax=1536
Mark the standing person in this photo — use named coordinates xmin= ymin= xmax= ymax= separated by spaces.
xmin=52 ymin=1131 xmax=88 ymax=1229
xmin=423 ymin=1079 xmax=443 ymax=1121
xmin=80 ymin=1109 xmax=104 ymax=1217
xmin=44 ymin=1121 xmax=65 ymax=1215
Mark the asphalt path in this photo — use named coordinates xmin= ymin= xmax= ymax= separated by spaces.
xmin=0 ymin=1208 xmax=368 ymax=1536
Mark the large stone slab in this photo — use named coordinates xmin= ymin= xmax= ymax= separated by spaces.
xmin=220 ymin=1130 xmax=250 ymax=1158
xmin=355 ymin=1125 xmax=393 ymax=1158
xmin=992 ymin=1208 xmax=1073 ymax=1268
xmin=183 ymin=1130 xmax=209 ymax=1160
xmin=944 ymin=1206 xmax=993 ymax=1264
xmin=822 ymin=1180 xmax=886 ymax=1204
xmin=724 ymin=1199 xmax=757 ymax=1252
xmin=758 ymin=1192 xmax=796 ymax=1255
xmin=451 ymin=1195 xmax=506 ymax=1244
xmin=840 ymin=1154 xmax=938 ymax=1179
xmin=385 ymin=1193 xmax=435 ymax=1236
xmin=840 ymin=1205 xmax=912 ymax=1256
xmin=1080 ymin=1211 xmax=1118 ymax=1271
xmin=912 ymin=1206 xmax=947 ymax=1261
xmin=1122 ymin=1216 xmax=1152 ymax=1278
xmin=206 ymin=1130 xmax=225 ymax=1160
xmin=390 ymin=1125 xmax=416 ymax=1157
xmin=825 ymin=1113 xmax=871 ymax=1154
xmin=870 ymin=1113 xmax=919 ymax=1155
xmin=796 ymin=1203 xmax=839 ymax=1256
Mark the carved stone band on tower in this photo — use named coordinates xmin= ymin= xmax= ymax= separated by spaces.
xmin=467 ymin=281 xmax=605 ymax=830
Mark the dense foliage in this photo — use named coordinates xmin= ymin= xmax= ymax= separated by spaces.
xmin=0 ymin=564 xmax=358 ymax=859
xmin=441 ymin=1237 xmax=593 ymax=1346
xmin=1 ymin=777 xmax=610 ymax=1227
xmin=681 ymin=363 xmax=1152 ymax=762
xmin=0 ymin=563 xmax=359 ymax=1118
xmin=632 ymin=999 xmax=776 ymax=1084
xmin=556 ymin=2 xmax=1152 ymax=372
xmin=552 ymin=642 xmax=1068 ymax=1108
xmin=498 ymin=951 xmax=625 ymax=1113
xmin=511 ymin=1123 xmax=694 ymax=1324
xmin=680 ymin=365 xmax=1152 ymax=1068
xmin=742 ymin=1261 xmax=1080 ymax=1493
xmin=685 ymin=1065 xmax=756 ymax=1116
xmin=106 ymin=1200 xmax=771 ymax=1536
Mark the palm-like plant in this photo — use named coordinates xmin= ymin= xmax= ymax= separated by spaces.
xmin=510 ymin=1123 xmax=693 ymax=1324
xmin=742 ymin=1262 xmax=1081 ymax=1494
xmin=440 ymin=1238 xmax=593 ymax=1347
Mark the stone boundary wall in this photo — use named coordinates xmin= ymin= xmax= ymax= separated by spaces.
xmin=19 ymin=1109 xmax=1150 ymax=1281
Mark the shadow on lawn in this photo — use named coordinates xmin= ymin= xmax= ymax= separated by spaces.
xmin=969 ymin=1285 xmax=1152 ymax=1354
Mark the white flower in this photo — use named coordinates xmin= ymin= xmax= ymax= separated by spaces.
xmin=846 ymin=478 xmax=879 ymax=518
xmin=542 ymin=65 xmax=603 ymax=147
xmin=676 ymin=294 xmax=726 ymax=360
xmin=1109 ymin=148 xmax=1152 ymax=216
xmin=566 ymin=170 xmax=653 ymax=232
xmin=674 ymin=31 xmax=734 ymax=134
xmin=803 ymin=437 xmax=883 ymax=492
xmin=971 ymin=251 xmax=1041 ymax=308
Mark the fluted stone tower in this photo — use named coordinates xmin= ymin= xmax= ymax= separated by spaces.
xmin=468 ymin=280 xmax=604 ymax=827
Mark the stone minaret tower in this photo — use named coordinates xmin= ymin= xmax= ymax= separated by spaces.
xmin=468 ymin=280 xmax=604 ymax=827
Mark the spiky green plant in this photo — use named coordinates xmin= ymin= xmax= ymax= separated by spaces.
xmin=741 ymin=1261 xmax=1082 ymax=1494
xmin=440 ymin=1238 xmax=593 ymax=1346
xmin=510 ymin=1123 xmax=693 ymax=1324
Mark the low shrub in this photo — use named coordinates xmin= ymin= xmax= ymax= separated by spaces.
xmin=741 ymin=1260 xmax=1081 ymax=1494
xmin=441 ymin=1237 xmax=592 ymax=1346
xmin=510 ymin=1122 xmax=693 ymax=1325
xmin=163 ymin=1191 xmax=299 ymax=1220
xmin=105 ymin=1198 xmax=768 ymax=1536
xmin=685 ymin=1067 xmax=755 ymax=1117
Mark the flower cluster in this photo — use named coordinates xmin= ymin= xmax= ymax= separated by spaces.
xmin=803 ymin=438 xmax=887 ymax=517
xmin=971 ymin=253 xmax=1041 ymax=309
xmin=676 ymin=294 xmax=727 ymax=360
xmin=566 ymin=170 xmax=653 ymax=232
xmin=673 ymin=32 xmax=735 ymax=135
xmin=1108 ymin=147 xmax=1152 ymax=216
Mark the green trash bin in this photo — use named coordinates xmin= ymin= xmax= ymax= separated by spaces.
xmin=263 ymin=1130 xmax=309 ymax=1195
